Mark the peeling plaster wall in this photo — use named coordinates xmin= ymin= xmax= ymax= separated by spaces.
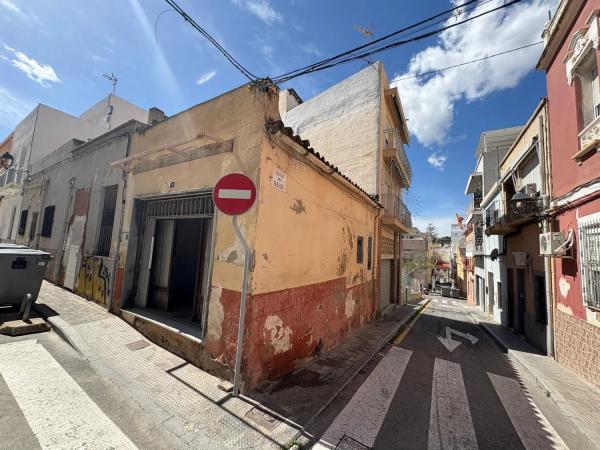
xmin=283 ymin=63 xmax=381 ymax=195
xmin=244 ymin=138 xmax=379 ymax=386
xmin=118 ymin=84 xmax=281 ymax=381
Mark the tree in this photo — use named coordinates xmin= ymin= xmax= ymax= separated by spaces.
xmin=426 ymin=223 xmax=437 ymax=239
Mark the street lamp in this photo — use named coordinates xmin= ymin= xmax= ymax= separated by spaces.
xmin=1 ymin=152 xmax=14 ymax=169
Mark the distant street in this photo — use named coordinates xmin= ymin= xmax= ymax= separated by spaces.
xmin=311 ymin=297 xmax=576 ymax=450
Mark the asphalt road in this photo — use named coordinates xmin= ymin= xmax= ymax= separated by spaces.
xmin=311 ymin=296 xmax=581 ymax=450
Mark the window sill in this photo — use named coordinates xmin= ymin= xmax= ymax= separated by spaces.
xmin=575 ymin=115 xmax=600 ymax=162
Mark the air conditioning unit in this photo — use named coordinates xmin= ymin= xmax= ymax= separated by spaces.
xmin=539 ymin=232 xmax=567 ymax=256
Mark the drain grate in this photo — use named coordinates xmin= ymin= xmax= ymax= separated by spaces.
xmin=336 ymin=435 xmax=369 ymax=450
xmin=125 ymin=339 xmax=150 ymax=351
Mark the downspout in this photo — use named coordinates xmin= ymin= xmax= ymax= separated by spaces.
xmin=538 ymin=108 xmax=555 ymax=357
xmin=110 ymin=127 xmax=134 ymax=312
xmin=53 ymin=176 xmax=76 ymax=282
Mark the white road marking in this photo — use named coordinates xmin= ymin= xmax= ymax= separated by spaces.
xmin=428 ymin=358 xmax=478 ymax=450
xmin=0 ymin=340 xmax=137 ymax=450
xmin=437 ymin=327 xmax=478 ymax=352
xmin=317 ymin=346 xmax=413 ymax=448
xmin=218 ymin=188 xmax=251 ymax=199
xmin=488 ymin=373 xmax=568 ymax=450
xmin=441 ymin=299 xmax=448 ymax=304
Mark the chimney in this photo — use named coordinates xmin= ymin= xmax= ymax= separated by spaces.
xmin=148 ymin=107 xmax=167 ymax=125
xmin=278 ymin=89 xmax=302 ymax=121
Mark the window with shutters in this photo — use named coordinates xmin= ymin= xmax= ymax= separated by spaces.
xmin=41 ymin=205 xmax=55 ymax=238
xmin=97 ymin=185 xmax=118 ymax=256
xmin=18 ymin=209 xmax=28 ymax=235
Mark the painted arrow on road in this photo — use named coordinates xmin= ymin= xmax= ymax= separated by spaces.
xmin=437 ymin=326 xmax=479 ymax=352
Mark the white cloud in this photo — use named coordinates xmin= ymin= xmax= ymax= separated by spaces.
xmin=427 ymin=152 xmax=447 ymax=170
xmin=253 ymin=37 xmax=274 ymax=60
xmin=391 ymin=0 xmax=557 ymax=147
xmin=233 ymin=0 xmax=282 ymax=25
xmin=196 ymin=70 xmax=216 ymax=85
xmin=0 ymin=86 xmax=31 ymax=129
xmin=0 ymin=0 xmax=20 ymax=14
xmin=2 ymin=45 xmax=60 ymax=87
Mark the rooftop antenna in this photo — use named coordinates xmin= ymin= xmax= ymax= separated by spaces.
xmin=102 ymin=72 xmax=118 ymax=129
xmin=354 ymin=22 xmax=375 ymax=66
xmin=103 ymin=72 xmax=118 ymax=95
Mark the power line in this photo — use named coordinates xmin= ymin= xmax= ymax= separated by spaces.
xmin=273 ymin=0 xmax=524 ymax=84
xmin=162 ymin=0 xmax=257 ymax=81
xmin=272 ymin=0 xmax=481 ymax=81
xmin=393 ymin=41 xmax=543 ymax=81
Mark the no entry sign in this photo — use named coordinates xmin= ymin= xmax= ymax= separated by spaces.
xmin=213 ymin=173 xmax=257 ymax=216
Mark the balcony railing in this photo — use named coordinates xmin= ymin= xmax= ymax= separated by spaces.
xmin=383 ymin=128 xmax=412 ymax=187
xmin=486 ymin=197 xmax=543 ymax=227
xmin=381 ymin=194 xmax=412 ymax=229
xmin=466 ymin=190 xmax=483 ymax=217
xmin=465 ymin=219 xmax=484 ymax=254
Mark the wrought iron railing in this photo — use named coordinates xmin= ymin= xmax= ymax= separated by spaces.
xmin=485 ymin=197 xmax=543 ymax=228
xmin=466 ymin=190 xmax=483 ymax=217
xmin=381 ymin=194 xmax=412 ymax=228
xmin=383 ymin=128 xmax=412 ymax=184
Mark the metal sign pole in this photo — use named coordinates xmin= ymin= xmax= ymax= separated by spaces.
xmin=232 ymin=214 xmax=251 ymax=397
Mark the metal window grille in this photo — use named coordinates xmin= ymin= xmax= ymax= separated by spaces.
xmin=357 ymin=236 xmax=364 ymax=264
xmin=40 ymin=206 xmax=55 ymax=238
xmin=29 ymin=212 xmax=38 ymax=242
xmin=580 ymin=219 xmax=600 ymax=309
xmin=146 ymin=194 xmax=214 ymax=218
xmin=367 ymin=236 xmax=372 ymax=270
xmin=97 ymin=185 xmax=118 ymax=256
xmin=18 ymin=209 xmax=27 ymax=235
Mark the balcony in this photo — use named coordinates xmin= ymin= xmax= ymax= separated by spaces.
xmin=383 ymin=128 xmax=411 ymax=188
xmin=465 ymin=190 xmax=483 ymax=220
xmin=381 ymin=194 xmax=412 ymax=233
xmin=485 ymin=196 xmax=544 ymax=236
xmin=465 ymin=218 xmax=484 ymax=256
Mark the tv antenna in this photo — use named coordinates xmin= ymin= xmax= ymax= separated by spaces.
xmin=353 ymin=22 xmax=375 ymax=66
xmin=103 ymin=72 xmax=118 ymax=95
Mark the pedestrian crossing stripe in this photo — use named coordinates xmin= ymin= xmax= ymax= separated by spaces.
xmin=0 ymin=340 xmax=137 ymax=449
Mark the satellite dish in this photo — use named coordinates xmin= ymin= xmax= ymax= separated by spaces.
xmin=490 ymin=248 xmax=499 ymax=261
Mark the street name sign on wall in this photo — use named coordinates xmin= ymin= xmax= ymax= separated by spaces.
xmin=212 ymin=173 xmax=257 ymax=216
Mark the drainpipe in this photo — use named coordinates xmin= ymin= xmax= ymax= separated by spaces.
xmin=110 ymin=128 xmax=134 ymax=313
xmin=538 ymin=110 xmax=554 ymax=357
xmin=54 ymin=177 xmax=76 ymax=281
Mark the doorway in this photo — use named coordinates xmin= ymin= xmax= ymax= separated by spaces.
xmin=507 ymin=269 xmax=515 ymax=329
xmin=516 ymin=269 xmax=526 ymax=334
xmin=146 ymin=218 xmax=208 ymax=322
xmin=488 ymin=272 xmax=495 ymax=315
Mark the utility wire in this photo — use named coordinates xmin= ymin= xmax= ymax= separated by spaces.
xmin=394 ymin=41 xmax=543 ymax=81
xmin=272 ymin=0 xmax=481 ymax=81
xmin=162 ymin=0 xmax=257 ymax=81
xmin=273 ymin=0 xmax=524 ymax=84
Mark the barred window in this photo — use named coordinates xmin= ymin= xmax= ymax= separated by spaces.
xmin=357 ymin=236 xmax=364 ymax=264
xmin=580 ymin=219 xmax=600 ymax=309
xmin=41 ymin=206 xmax=55 ymax=238
xmin=97 ymin=185 xmax=118 ymax=256
xmin=18 ymin=209 xmax=28 ymax=235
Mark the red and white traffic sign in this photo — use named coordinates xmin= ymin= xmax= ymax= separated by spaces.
xmin=212 ymin=173 xmax=257 ymax=216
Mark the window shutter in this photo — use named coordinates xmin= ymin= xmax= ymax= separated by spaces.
xmin=592 ymin=66 xmax=600 ymax=118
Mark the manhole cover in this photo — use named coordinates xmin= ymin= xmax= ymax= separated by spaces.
xmin=245 ymin=407 xmax=280 ymax=431
xmin=336 ymin=435 xmax=369 ymax=450
xmin=125 ymin=339 xmax=150 ymax=351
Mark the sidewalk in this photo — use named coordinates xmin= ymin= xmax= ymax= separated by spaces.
xmin=34 ymin=282 xmax=302 ymax=449
xmin=249 ymin=298 xmax=430 ymax=427
xmin=472 ymin=310 xmax=600 ymax=446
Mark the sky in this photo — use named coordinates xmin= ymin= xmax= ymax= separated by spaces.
xmin=0 ymin=0 xmax=557 ymax=235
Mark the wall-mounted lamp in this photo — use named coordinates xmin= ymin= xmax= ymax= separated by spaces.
xmin=1 ymin=152 xmax=14 ymax=169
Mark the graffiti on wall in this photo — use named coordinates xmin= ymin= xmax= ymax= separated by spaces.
xmin=76 ymin=254 xmax=113 ymax=306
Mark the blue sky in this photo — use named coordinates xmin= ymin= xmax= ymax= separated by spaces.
xmin=0 ymin=0 xmax=555 ymax=235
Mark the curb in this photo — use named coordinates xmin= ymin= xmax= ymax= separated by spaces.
xmin=298 ymin=298 xmax=431 ymax=442
xmin=477 ymin=322 xmax=554 ymax=396
xmin=33 ymin=304 xmax=94 ymax=359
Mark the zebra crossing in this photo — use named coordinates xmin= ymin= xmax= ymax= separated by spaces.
xmin=314 ymin=298 xmax=568 ymax=450
xmin=0 ymin=339 xmax=137 ymax=450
